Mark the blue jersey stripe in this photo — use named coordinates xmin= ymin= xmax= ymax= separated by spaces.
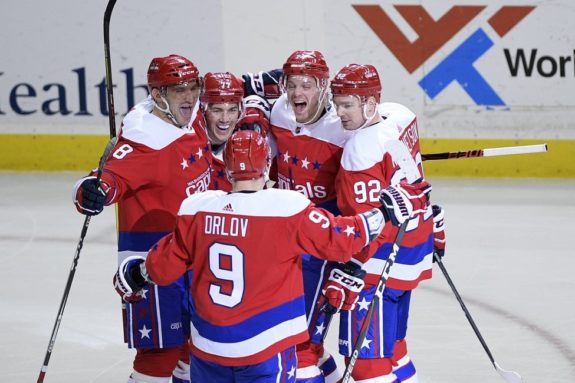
xmin=372 ymin=233 xmax=433 ymax=265
xmin=118 ymin=231 xmax=170 ymax=252
xmin=191 ymin=295 xmax=306 ymax=343
xmin=316 ymin=198 xmax=340 ymax=215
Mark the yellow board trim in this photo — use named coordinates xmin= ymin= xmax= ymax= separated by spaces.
xmin=420 ymin=139 xmax=573 ymax=178
xmin=0 ymin=134 xmax=573 ymax=178
xmin=0 ymin=134 xmax=110 ymax=172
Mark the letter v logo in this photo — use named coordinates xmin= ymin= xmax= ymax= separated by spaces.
xmin=353 ymin=5 xmax=485 ymax=73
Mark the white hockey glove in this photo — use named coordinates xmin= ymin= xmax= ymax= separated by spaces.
xmin=379 ymin=179 xmax=432 ymax=226
xmin=319 ymin=261 xmax=366 ymax=314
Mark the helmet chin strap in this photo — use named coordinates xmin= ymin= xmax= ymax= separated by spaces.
xmin=153 ymin=93 xmax=183 ymax=128
xmin=284 ymin=78 xmax=329 ymax=126
xmin=299 ymin=86 xmax=329 ymax=125
xmin=357 ymin=102 xmax=378 ymax=130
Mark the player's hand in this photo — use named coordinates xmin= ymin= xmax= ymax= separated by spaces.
xmin=432 ymin=204 xmax=446 ymax=262
xmin=73 ymin=176 xmax=107 ymax=216
xmin=235 ymin=95 xmax=271 ymax=136
xmin=242 ymin=69 xmax=283 ymax=99
xmin=319 ymin=261 xmax=366 ymax=314
xmin=379 ymin=179 xmax=432 ymax=226
xmin=113 ymin=256 xmax=150 ymax=303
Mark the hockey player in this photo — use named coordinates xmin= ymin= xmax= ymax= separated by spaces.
xmin=201 ymin=72 xmax=244 ymax=192
xmin=269 ymin=50 xmax=349 ymax=382
xmin=112 ymin=130 xmax=432 ymax=383
xmin=203 ymin=71 xmax=277 ymax=192
xmin=73 ymin=54 xmax=211 ymax=383
xmin=320 ymin=63 xmax=433 ymax=382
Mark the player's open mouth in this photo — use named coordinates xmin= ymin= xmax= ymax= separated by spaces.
xmin=216 ymin=123 xmax=231 ymax=132
xmin=180 ymin=105 xmax=193 ymax=121
xmin=293 ymin=101 xmax=307 ymax=114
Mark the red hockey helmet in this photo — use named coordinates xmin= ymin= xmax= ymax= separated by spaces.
xmin=200 ymin=72 xmax=244 ymax=105
xmin=223 ymin=130 xmax=270 ymax=181
xmin=147 ymin=54 xmax=200 ymax=89
xmin=282 ymin=50 xmax=330 ymax=81
xmin=330 ymin=64 xmax=382 ymax=103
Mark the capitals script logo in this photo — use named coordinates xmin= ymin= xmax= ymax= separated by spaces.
xmin=354 ymin=4 xmax=536 ymax=106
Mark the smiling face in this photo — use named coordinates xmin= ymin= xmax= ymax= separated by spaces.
xmin=285 ymin=75 xmax=325 ymax=124
xmin=204 ymin=102 xmax=241 ymax=145
xmin=151 ymin=81 xmax=201 ymax=127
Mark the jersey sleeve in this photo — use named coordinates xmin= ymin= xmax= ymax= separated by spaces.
xmin=145 ymin=214 xmax=196 ymax=285
xmin=293 ymin=204 xmax=370 ymax=262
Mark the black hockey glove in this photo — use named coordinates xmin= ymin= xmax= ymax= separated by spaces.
xmin=113 ymin=256 xmax=150 ymax=303
xmin=74 ymin=176 xmax=107 ymax=216
xmin=242 ymin=69 xmax=283 ymax=99
xmin=432 ymin=204 xmax=446 ymax=262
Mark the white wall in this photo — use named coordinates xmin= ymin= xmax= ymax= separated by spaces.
xmin=1 ymin=0 xmax=574 ymax=139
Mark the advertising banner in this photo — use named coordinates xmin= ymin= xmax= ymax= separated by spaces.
xmin=1 ymin=1 xmax=572 ymax=176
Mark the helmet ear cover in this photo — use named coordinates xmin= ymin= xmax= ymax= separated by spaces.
xmin=201 ymin=72 xmax=244 ymax=106
xmin=223 ymin=130 xmax=270 ymax=181
xmin=147 ymin=54 xmax=200 ymax=90
xmin=330 ymin=64 xmax=382 ymax=103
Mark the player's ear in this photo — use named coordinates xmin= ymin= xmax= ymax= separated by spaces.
xmin=367 ymin=96 xmax=377 ymax=113
xmin=150 ymin=87 xmax=162 ymax=102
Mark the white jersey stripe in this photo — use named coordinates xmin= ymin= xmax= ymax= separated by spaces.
xmin=190 ymin=314 xmax=307 ymax=358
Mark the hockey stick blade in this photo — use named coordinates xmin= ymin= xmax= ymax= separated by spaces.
xmin=36 ymin=137 xmax=117 ymax=383
xmin=495 ymin=362 xmax=524 ymax=383
xmin=434 ymin=254 xmax=523 ymax=383
xmin=422 ymin=143 xmax=547 ymax=161
xmin=385 ymin=140 xmax=420 ymax=183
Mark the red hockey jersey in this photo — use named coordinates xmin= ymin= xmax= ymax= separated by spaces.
xmin=145 ymin=189 xmax=373 ymax=366
xmin=336 ymin=102 xmax=433 ymax=290
xmin=98 ymin=97 xmax=212 ymax=262
xmin=270 ymin=94 xmax=348 ymax=208
xmin=208 ymin=148 xmax=232 ymax=192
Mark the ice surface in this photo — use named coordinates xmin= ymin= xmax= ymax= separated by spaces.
xmin=1 ymin=173 xmax=574 ymax=382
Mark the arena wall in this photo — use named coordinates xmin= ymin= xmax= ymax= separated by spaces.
xmin=1 ymin=0 xmax=573 ymax=177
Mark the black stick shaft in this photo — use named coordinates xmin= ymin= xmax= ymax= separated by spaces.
xmin=36 ymin=2 xmax=118 ymax=381
xmin=434 ymin=254 xmax=497 ymax=366
xmin=422 ymin=143 xmax=547 ymax=161
xmin=103 ymin=0 xmax=118 ymax=139
xmin=342 ymin=221 xmax=409 ymax=383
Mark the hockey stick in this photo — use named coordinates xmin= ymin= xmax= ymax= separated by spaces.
xmin=103 ymin=0 xmax=118 ymax=139
xmin=422 ymin=143 xmax=547 ymax=161
xmin=36 ymin=2 xmax=119 ymax=382
xmin=339 ymin=140 xmax=422 ymax=382
xmin=36 ymin=137 xmax=118 ymax=383
xmin=341 ymin=220 xmax=409 ymax=383
xmin=433 ymin=253 xmax=523 ymax=383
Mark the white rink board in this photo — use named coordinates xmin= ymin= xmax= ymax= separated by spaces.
xmin=1 ymin=0 xmax=574 ymax=139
